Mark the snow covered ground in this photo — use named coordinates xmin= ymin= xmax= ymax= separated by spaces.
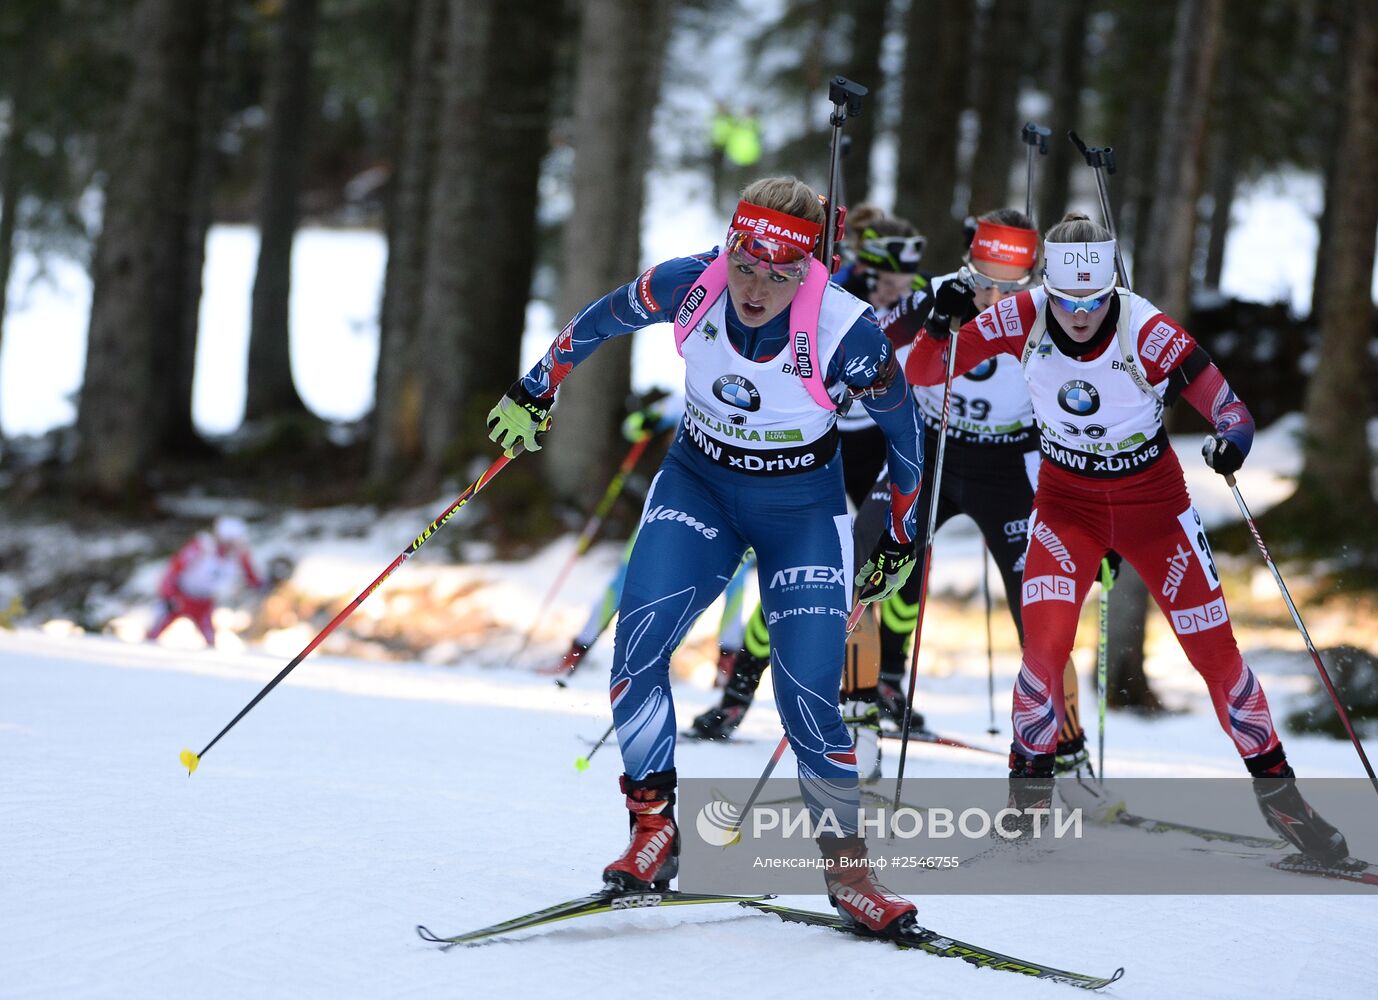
xmin=3 ymin=608 xmax=1377 ymax=999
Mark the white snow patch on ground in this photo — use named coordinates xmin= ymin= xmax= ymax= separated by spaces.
xmin=3 ymin=628 xmax=1378 ymax=999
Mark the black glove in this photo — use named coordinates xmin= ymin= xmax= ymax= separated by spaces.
xmin=1201 ymin=435 xmax=1245 ymax=477
xmin=855 ymin=532 xmax=916 ymax=605
xmin=1104 ymin=550 xmax=1122 ymax=582
xmin=923 ymin=277 xmax=977 ymax=341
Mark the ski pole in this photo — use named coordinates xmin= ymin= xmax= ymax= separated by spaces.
xmin=1020 ymin=122 xmax=1051 ymax=224
xmin=1096 ymin=557 xmax=1114 ymax=782
xmin=983 ymin=540 xmax=998 ymax=735
xmin=821 ymin=76 xmax=868 ymax=273
xmin=179 ymin=446 xmax=529 ymax=775
xmin=1068 ymin=131 xmax=1131 ymax=290
xmin=725 ymin=733 xmax=791 ymax=845
xmin=1226 ymin=474 xmax=1378 ymax=798
xmin=574 ymin=720 xmax=616 ymax=772
xmin=893 ymin=314 xmax=963 ymax=811
xmin=516 ymin=433 xmax=655 ymax=658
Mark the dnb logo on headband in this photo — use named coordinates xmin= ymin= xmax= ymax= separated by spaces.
xmin=713 ymin=375 xmax=762 ymax=411
xmin=1058 ymin=380 xmax=1100 ymax=416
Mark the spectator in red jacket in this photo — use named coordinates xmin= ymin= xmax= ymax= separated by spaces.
xmin=147 ymin=516 xmax=263 ymax=646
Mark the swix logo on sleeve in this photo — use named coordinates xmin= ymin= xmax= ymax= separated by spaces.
xmin=1022 ymin=575 xmax=1076 ymax=605
xmin=1171 ymin=597 xmax=1228 ymax=634
xmin=555 ymin=321 xmax=574 ymax=353
xmin=677 ymin=285 xmax=708 ymax=328
xmin=769 ymin=565 xmax=846 ymax=590
xmin=793 ymin=332 xmax=814 ymax=378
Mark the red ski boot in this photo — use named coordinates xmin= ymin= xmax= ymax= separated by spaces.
xmin=602 ymin=770 xmax=680 ymax=892
xmin=818 ymin=835 xmax=916 ymax=935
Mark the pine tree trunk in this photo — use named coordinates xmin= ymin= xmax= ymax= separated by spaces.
xmin=895 ymin=0 xmax=971 ymax=271
xmin=1296 ymin=0 xmax=1378 ymax=528
xmin=415 ymin=0 xmax=495 ymax=489
xmin=1035 ymin=0 xmax=1087 ymax=230
xmin=1202 ymin=129 xmax=1237 ymax=290
xmin=1106 ymin=0 xmax=1223 ymax=712
xmin=966 ymin=0 xmax=1027 ymax=216
xmin=839 ymin=0 xmax=889 ymax=206
xmin=371 ymin=0 xmax=445 ymax=487
xmin=542 ymin=0 xmax=672 ymax=503
xmin=0 ymin=43 xmax=30 ymax=434
xmin=454 ymin=0 xmax=562 ymax=445
xmin=76 ymin=0 xmax=211 ymax=500
xmin=245 ymin=0 xmax=319 ymax=423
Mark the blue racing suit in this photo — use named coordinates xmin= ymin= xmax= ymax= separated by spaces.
xmin=519 ymin=250 xmax=922 ymax=827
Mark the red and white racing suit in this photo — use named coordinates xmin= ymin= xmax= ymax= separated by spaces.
xmin=148 ymin=533 xmax=262 ymax=645
xmin=907 ymin=288 xmax=1277 ymax=762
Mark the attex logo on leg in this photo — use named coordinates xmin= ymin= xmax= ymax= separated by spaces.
xmin=769 ymin=565 xmax=846 ymax=590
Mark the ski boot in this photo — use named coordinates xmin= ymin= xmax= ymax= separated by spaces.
xmin=1054 ymin=729 xmax=1092 ymax=777
xmin=686 ymin=648 xmax=768 ymax=739
xmin=540 ymin=639 xmax=589 ymax=676
xmin=841 ymin=698 xmax=883 ymax=784
xmin=996 ymin=748 xmax=1057 ymax=845
xmin=876 ymin=673 xmax=925 ymax=733
xmin=818 ymin=835 xmax=917 ymax=935
xmin=1248 ymin=747 xmax=1349 ymax=866
xmin=602 ymin=769 xmax=680 ymax=892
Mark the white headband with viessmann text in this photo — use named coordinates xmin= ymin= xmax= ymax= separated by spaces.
xmin=1043 ymin=240 xmax=1117 ymax=289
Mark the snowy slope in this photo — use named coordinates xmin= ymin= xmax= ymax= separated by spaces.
xmin=3 ymin=628 xmax=1376 ymax=1000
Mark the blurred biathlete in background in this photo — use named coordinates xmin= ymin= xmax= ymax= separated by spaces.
xmin=147 ymin=516 xmax=263 ymax=647
xmin=486 ymin=177 xmax=926 ymax=935
xmin=904 ymin=211 xmax=1350 ymax=864
xmin=687 ymin=208 xmax=928 ymax=742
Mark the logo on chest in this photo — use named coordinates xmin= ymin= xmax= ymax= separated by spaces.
xmin=965 ymin=357 xmax=997 ymax=382
xmin=712 ymin=375 xmax=762 ymax=412
xmin=1057 ymin=379 xmax=1100 ymax=416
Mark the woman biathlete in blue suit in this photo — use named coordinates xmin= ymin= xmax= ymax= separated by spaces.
xmin=486 ymin=177 xmax=925 ymax=934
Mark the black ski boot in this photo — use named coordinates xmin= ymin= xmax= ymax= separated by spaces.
xmin=602 ymin=769 xmax=680 ymax=892
xmin=876 ymin=673 xmax=926 ymax=732
xmin=1248 ymin=747 xmax=1349 ymax=866
xmin=997 ymin=747 xmax=1057 ymax=845
xmin=686 ymin=648 xmax=768 ymax=739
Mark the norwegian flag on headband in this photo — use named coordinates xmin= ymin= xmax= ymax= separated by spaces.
xmin=729 ymin=200 xmax=822 ymax=257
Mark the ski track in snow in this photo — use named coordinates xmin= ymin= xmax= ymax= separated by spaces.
xmin=3 ymin=628 xmax=1376 ymax=999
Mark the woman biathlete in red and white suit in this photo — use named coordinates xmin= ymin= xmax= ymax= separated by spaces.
xmin=905 ymin=212 xmax=1349 ymax=865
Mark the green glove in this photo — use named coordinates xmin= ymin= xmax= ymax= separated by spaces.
xmin=855 ymin=533 xmax=916 ymax=605
xmin=486 ymin=381 xmax=551 ymax=457
xmin=621 ymin=409 xmax=653 ymax=443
